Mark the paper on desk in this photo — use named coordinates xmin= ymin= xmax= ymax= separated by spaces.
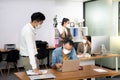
xmin=29 ymin=74 xmax=56 ymax=80
xmin=93 ymin=69 xmax=107 ymax=72
xmin=26 ymin=70 xmax=47 ymax=75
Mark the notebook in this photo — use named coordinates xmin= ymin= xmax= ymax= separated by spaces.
xmin=59 ymin=59 xmax=80 ymax=72
xmin=29 ymin=74 xmax=56 ymax=80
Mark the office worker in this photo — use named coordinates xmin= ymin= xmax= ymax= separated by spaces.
xmin=77 ymin=36 xmax=91 ymax=55
xmin=58 ymin=18 xmax=72 ymax=46
xmin=20 ymin=12 xmax=45 ymax=74
xmin=51 ymin=39 xmax=77 ymax=69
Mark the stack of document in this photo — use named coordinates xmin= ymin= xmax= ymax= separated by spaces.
xmin=28 ymin=74 xmax=56 ymax=80
xmin=26 ymin=70 xmax=56 ymax=80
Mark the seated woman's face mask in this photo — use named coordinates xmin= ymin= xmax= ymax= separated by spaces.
xmin=82 ymin=39 xmax=87 ymax=44
xmin=63 ymin=48 xmax=71 ymax=55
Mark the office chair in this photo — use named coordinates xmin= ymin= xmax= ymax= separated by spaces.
xmin=5 ymin=49 xmax=20 ymax=75
xmin=36 ymin=41 xmax=48 ymax=69
xmin=0 ymin=52 xmax=3 ymax=76
xmin=73 ymin=42 xmax=79 ymax=51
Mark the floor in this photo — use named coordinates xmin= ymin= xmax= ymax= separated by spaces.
xmin=0 ymin=68 xmax=24 ymax=80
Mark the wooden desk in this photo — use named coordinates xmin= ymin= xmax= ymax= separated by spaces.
xmin=14 ymin=65 xmax=120 ymax=80
xmin=0 ymin=48 xmax=19 ymax=52
xmin=0 ymin=46 xmax=55 ymax=52
xmin=79 ymin=53 xmax=120 ymax=72
xmin=47 ymin=46 xmax=55 ymax=50
xmin=0 ymin=49 xmax=9 ymax=52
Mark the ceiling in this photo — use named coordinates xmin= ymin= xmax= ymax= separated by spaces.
xmin=54 ymin=0 xmax=90 ymax=2
xmin=67 ymin=0 xmax=90 ymax=1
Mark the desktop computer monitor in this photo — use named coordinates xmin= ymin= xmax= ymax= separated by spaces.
xmin=91 ymin=36 xmax=110 ymax=54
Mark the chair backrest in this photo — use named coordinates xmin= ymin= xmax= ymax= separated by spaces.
xmin=36 ymin=41 xmax=48 ymax=59
xmin=37 ymin=49 xmax=48 ymax=59
xmin=36 ymin=40 xmax=42 ymax=48
xmin=6 ymin=49 xmax=19 ymax=62
xmin=36 ymin=40 xmax=48 ymax=49
xmin=73 ymin=42 xmax=79 ymax=51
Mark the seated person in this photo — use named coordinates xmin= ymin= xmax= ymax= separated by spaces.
xmin=51 ymin=39 xmax=77 ymax=69
xmin=77 ymin=36 xmax=91 ymax=56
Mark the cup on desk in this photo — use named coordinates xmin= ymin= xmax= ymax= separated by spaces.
xmin=79 ymin=66 xmax=83 ymax=70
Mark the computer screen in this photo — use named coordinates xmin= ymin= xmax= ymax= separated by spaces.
xmin=91 ymin=36 xmax=110 ymax=54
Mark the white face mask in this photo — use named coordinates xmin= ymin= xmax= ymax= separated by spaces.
xmin=36 ymin=24 xmax=41 ymax=29
xmin=82 ymin=39 xmax=87 ymax=44
xmin=66 ymin=24 xmax=70 ymax=28
xmin=63 ymin=48 xmax=71 ymax=55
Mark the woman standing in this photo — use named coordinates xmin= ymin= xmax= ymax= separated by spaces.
xmin=58 ymin=18 xmax=72 ymax=46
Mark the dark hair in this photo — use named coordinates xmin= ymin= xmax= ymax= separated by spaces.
xmin=31 ymin=12 xmax=45 ymax=22
xmin=63 ymin=39 xmax=74 ymax=46
xmin=86 ymin=36 xmax=91 ymax=42
xmin=61 ymin=18 xmax=69 ymax=26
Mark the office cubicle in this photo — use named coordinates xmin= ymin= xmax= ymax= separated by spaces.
xmin=91 ymin=36 xmax=120 ymax=69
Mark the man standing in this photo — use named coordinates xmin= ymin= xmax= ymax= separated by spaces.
xmin=20 ymin=12 xmax=45 ymax=74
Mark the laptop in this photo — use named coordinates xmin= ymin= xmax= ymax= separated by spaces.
xmin=59 ymin=59 xmax=80 ymax=72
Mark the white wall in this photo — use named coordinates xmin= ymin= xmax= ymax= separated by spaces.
xmin=0 ymin=0 xmax=83 ymax=48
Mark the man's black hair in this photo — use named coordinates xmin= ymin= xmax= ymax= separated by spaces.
xmin=63 ymin=39 xmax=74 ymax=46
xmin=31 ymin=12 xmax=45 ymax=22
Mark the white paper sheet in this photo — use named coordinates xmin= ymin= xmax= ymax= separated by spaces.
xmin=26 ymin=70 xmax=47 ymax=75
xmin=93 ymin=69 xmax=107 ymax=72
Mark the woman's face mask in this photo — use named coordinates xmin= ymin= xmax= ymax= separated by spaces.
xmin=66 ymin=24 xmax=70 ymax=28
xmin=63 ymin=48 xmax=71 ymax=55
xmin=82 ymin=39 xmax=87 ymax=44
